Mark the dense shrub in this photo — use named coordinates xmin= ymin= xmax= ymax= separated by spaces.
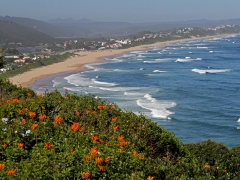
xmin=0 ymin=78 xmax=240 ymax=179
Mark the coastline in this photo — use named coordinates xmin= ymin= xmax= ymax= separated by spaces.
xmin=8 ymin=35 xmax=227 ymax=88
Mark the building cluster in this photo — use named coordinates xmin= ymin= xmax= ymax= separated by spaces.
xmin=0 ymin=54 xmax=50 ymax=74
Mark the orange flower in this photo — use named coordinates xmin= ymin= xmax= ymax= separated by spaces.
xmin=1 ymin=97 xmax=4 ymax=101
xmin=81 ymin=172 xmax=91 ymax=179
xmin=98 ymin=165 xmax=105 ymax=171
xmin=85 ymin=110 xmax=90 ymax=114
xmin=2 ymin=144 xmax=7 ymax=149
xmin=71 ymin=150 xmax=76 ymax=155
xmin=29 ymin=111 xmax=36 ymax=118
xmin=45 ymin=142 xmax=53 ymax=150
xmin=119 ymin=141 xmax=130 ymax=146
xmin=84 ymin=155 xmax=91 ymax=161
xmin=54 ymin=115 xmax=62 ymax=124
xmin=97 ymin=105 xmax=103 ymax=110
xmin=110 ymin=105 xmax=115 ymax=109
xmin=111 ymin=117 xmax=117 ymax=123
xmin=105 ymin=156 xmax=111 ymax=162
xmin=92 ymin=111 xmax=97 ymax=115
xmin=21 ymin=119 xmax=26 ymax=124
xmin=0 ymin=164 xmax=5 ymax=169
xmin=147 ymin=176 xmax=154 ymax=180
xmin=133 ymin=151 xmax=138 ymax=157
xmin=95 ymin=157 xmax=104 ymax=164
xmin=71 ymin=122 xmax=80 ymax=131
xmin=18 ymin=109 xmax=24 ymax=115
xmin=90 ymin=147 xmax=98 ymax=156
xmin=91 ymin=135 xmax=101 ymax=143
xmin=139 ymin=156 xmax=144 ymax=161
xmin=38 ymin=94 xmax=43 ymax=98
xmin=224 ymin=169 xmax=227 ymax=173
xmin=117 ymin=136 xmax=124 ymax=141
xmin=17 ymin=143 xmax=24 ymax=148
xmin=27 ymin=93 xmax=32 ymax=97
xmin=31 ymin=124 xmax=38 ymax=130
xmin=39 ymin=114 xmax=46 ymax=121
xmin=75 ymin=111 xmax=80 ymax=116
xmin=24 ymin=108 xmax=28 ymax=111
xmin=7 ymin=169 xmax=16 ymax=175
xmin=204 ymin=164 xmax=210 ymax=169
xmin=113 ymin=126 xmax=118 ymax=132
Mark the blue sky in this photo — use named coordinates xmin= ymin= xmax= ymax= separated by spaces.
xmin=1 ymin=0 xmax=240 ymax=22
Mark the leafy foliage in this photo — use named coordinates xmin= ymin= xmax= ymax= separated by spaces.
xmin=0 ymin=47 xmax=6 ymax=68
xmin=0 ymin=78 xmax=240 ymax=179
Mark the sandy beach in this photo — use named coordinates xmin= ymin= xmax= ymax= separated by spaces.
xmin=8 ymin=37 xmax=210 ymax=88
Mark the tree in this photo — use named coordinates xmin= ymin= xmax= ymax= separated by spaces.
xmin=0 ymin=47 xmax=6 ymax=68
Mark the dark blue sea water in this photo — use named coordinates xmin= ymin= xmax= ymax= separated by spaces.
xmin=32 ymin=35 xmax=240 ymax=147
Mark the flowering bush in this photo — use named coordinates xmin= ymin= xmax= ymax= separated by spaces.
xmin=0 ymin=78 xmax=239 ymax=179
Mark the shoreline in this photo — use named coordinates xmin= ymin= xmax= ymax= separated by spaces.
xmin=9 ymin=35 xmax=231 ymax=88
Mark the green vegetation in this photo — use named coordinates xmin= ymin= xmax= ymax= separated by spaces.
xmin=0 ymin=79 xmax=240 ymax=179
xmin=0 ymin=20 xmax=54 ymax=46
xmin=0 ymin=52 xmax=73 ymax=79
xmin=0 ymin=47 xmax=6 ymax=68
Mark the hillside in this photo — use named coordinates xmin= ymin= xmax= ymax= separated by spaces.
xmin=0 ymin=16 xmax=92 ymax=37
xmin=0 ymin=20 xmax=54 ymax=45
xmin=0 ymin=78 xmax=240 ymax=179
xmin=2 ymin=16 xmax=240 ymax=37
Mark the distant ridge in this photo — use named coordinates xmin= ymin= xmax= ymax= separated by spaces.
xmin=47 ymin=18 xmax=94 ymax=24
xmin=0 ymin=16 xmax=94 ymax=37
xmin=1 ymin=16 xmax=240 ymax=38
xmin=0 ymin=20 xmax=54 ymax=45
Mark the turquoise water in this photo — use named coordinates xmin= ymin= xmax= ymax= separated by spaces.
xmin=32 ymin=35 xmax=240 ymax=147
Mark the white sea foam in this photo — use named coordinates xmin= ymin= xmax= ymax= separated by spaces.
xmin=136 ymin=94 xmax=176 ymax=119
xmin=144 ymin=61 xmax=155 ymax=63
xmin=196 ymin=58 xmax=202 ymax=60
xmin=197 ymin=46 xmax=208 ymax=49
xmin=237 ymin=118 xmax=240 ymax=122
xmin=209 ymin=51 xmax=214 ymax=53
xmin=113 ymin=69 xmax=125 ymax=72
xmin=84 ymin=64 xmax=96 ymax=70
xmin=92 ymin=79 xmax=117 ymax=86
xmin=99 ymin=87 xmax=119 ymax=91
xmin=191 ymin=68 xmax=231 ymax=74
xmin=65 ymin=74 xmax=93 ymax=87
xmin=153 ymin=70 xmax=166 ymax=73
xmin=52 ymin=78 xmax=62 ymax=87
xmin=137 ymin=54 xmax=145 ymax=58
xmin=175 ymin=58 xmax=192 ymax=62
xmin=111 ymin=58 xmax=123 ymax=62
xmin=139 ymin=68 xmax=144 ymax=70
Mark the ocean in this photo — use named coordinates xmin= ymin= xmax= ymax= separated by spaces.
xmin=32 ymin=35 xmax=240 ymax=148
